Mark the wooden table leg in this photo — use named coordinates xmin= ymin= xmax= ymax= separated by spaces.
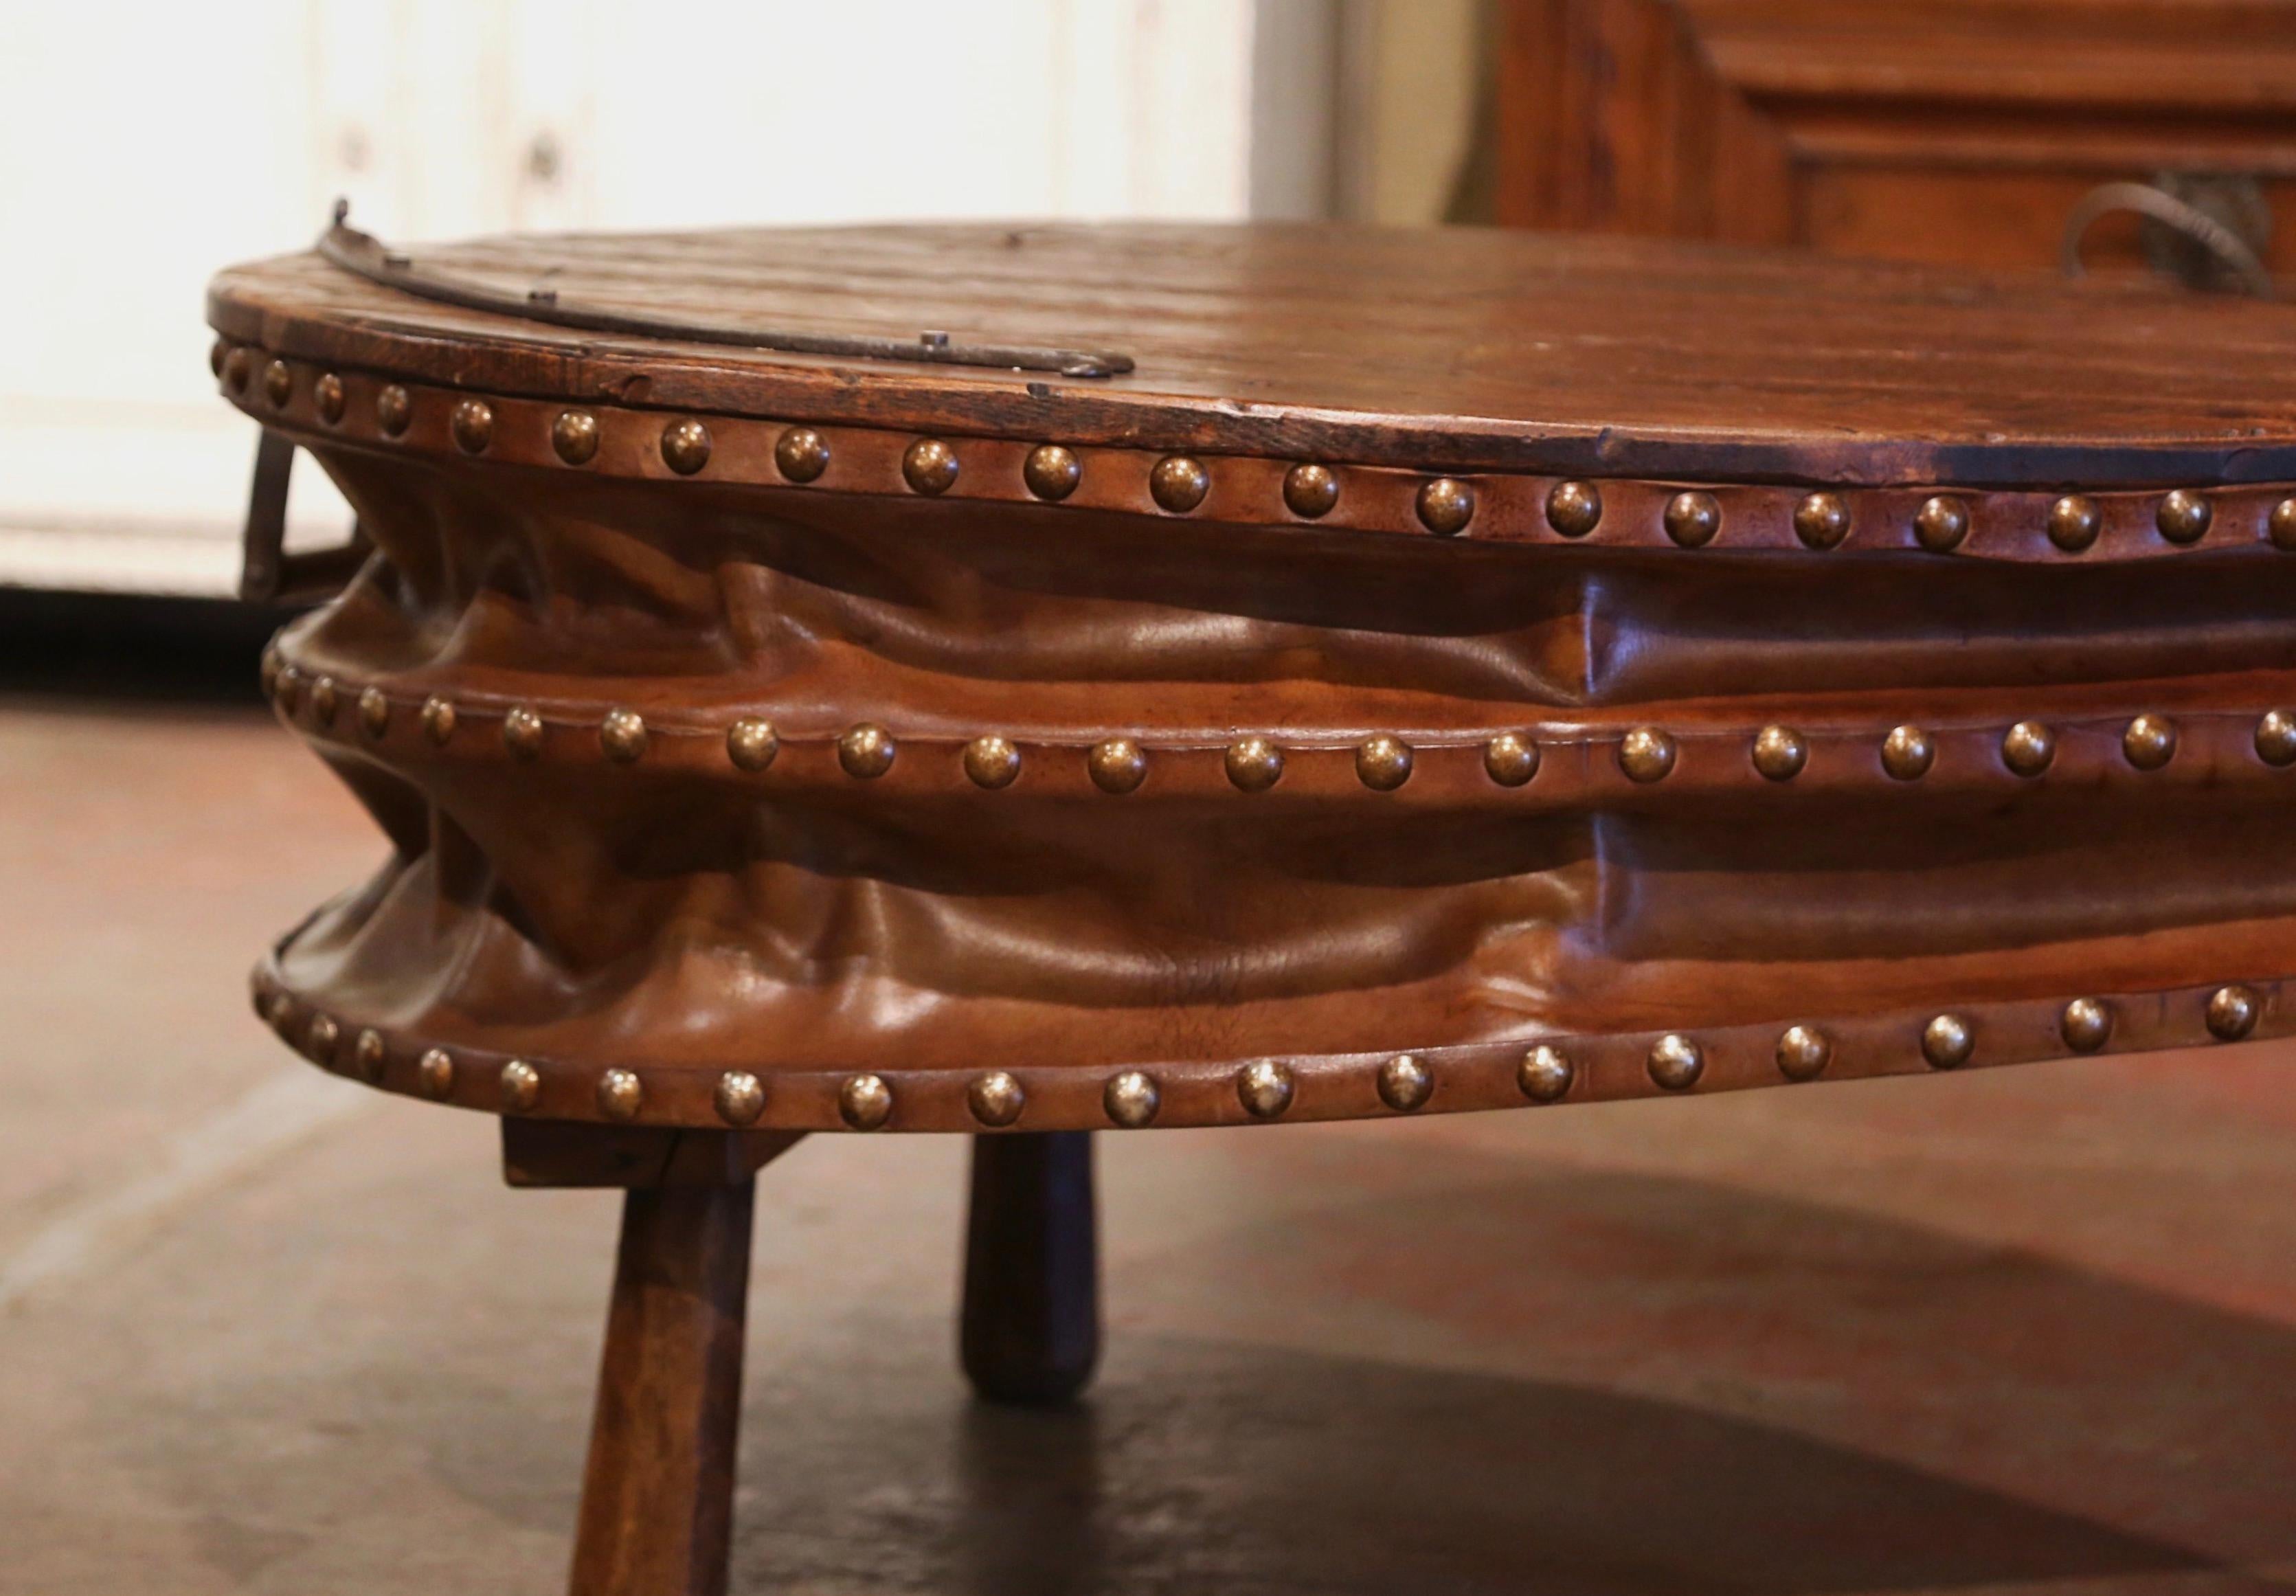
xmin=960 ymin=1130 xmax=1101 ymax=1405
xmin=568 ymin=1180 xmax=755 ymax=1596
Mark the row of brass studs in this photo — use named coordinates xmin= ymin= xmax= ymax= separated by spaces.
xmin=273 ymin=980 xmax=2266 ymax=1128
xmin=218 ymin=344 xmax=2296 ymax=549
xmin=265 ymin=663 xmax=2296 ymax=789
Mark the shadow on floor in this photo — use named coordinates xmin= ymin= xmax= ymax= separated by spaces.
xmin=0 ymin=587 xmax=291 ymax=703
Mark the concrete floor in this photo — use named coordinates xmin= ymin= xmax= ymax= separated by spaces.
xmin=3 ymin=687 xmax=2294 ymax=1595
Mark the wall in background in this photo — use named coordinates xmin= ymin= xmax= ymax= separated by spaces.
xmin=0 ymin=0 xmax=1343 ymax=596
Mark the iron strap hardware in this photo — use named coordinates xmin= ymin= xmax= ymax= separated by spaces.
xmin=315 ymin=202 xmax=1136 ymax=379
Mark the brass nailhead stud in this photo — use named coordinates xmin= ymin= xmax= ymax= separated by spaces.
xmin=1882 ymin=724 xmax=1934 ymax=780
xmin=310 ymin=676 xmax=339 ymax=726
xmin=1922 ymin=1013 xmax=1974 ymax=1070
xmin=839 ymin=1073 xmax=893 ymax=1129
xmin=552 ymin=410 xmax=600 ymax=465
xmin=2207 ymin=983 xmax=2260 ymax=1041
xmin=315 ymin=372 xmax=346 ymax=424
xmin=304 ymin=1012 xmax=340 ymax=1064
xmin=600 ymin=708 xmax=649 ymax=763
xmin=904 ymin=438 xmax=960 ymax=495
xmin=968 ymin=1070 xmax=1026 ymax=1127
xmin=2001 ymin=720 xmax=2054 ymax=776
xmin=1237 ymin=1059 xmax=1295 ymax=1119
xmin=264 ymin=359 xmax=293 ymax=407
xmin=265 ymin=991 xmax=295 ymax=1034
xmin=259 ymin=646 xmax=282 ymax=697
xmin=774 ymin=427 xmax=830 ymax=482
xmin=1355 ymin=734 xmax=1413 ymax=791
xmin=1518 ymin=1044 xmax=1573 ymax=1103
xmin=210 ymin=339 xmax=228 ymax=378
xmin=1775 ymin=1024 xmax=1830 ymax=1081
xmin=502 ymin=706 xmax=545 ymax=761
xmin=1149 ymin=455 xmax=1210 ymax=514
xmin=1752 ymin=725 xmax=1808 ymax=781
xmin=1546 ymin=480 xmax=1602 ymax=538
xmin=1663 ymin=490 xmax=1720 ymax=548
xmin=500 ymin=1059 xmax=541 ymax=1112
xmin=660 ymin=418 xmax=711 ymax=475
xmin=597 ymin=1068 xmax=643 ymax=1122
xmin=1377 ymin=1053 xmax=1433 ymax=1112
xmin=1088 ymin=738 xmax=1147 ymax=794
xmin=1647 ymin=1033 xmax=1703 ymax=1090
xmin=1416 ymin=477 xmax=1475 ymax=535
xmin=1914 ymin=493 xmax=1970 ymax=552
xmin=839 ymin=723 xmax=896 ymax=778
xmin=715 ymin=1072 xmax=766 ymax=1127
xmin=1104 ymin=1070 xmax=1160 ymax=1128
xmin=450 ymin=398 xmax=494 ymax=454
xmin=1485 ymin=732 xmax=1540 ymax=787
xmin=2257 ymin=710 xmax=2296 ymax=766
xmin=2060 ymin=998 xmax=2112 ymax=1053
xmin=417 ymin=1048 xmax=455 ymax=1099
xmin=1023 ymin=444 xmax=1081 ymax=502
xmin=965 ymin=734 xmax=1022 ymax=789
xmin=273 ymin=665 xmax=302 ymax=714
xmin=727 ymin=718 xmax=779 ymax=772
xmin=2122 ymin=713 xmax=2176 ymax=771
xmin=223 ymin=346 xmax=251 ymax=392
xmin=352 ymin=1028 xmax=387 ymax=1083
xmin=1793 ymin=492 xmax=1851 ymax=550
xmin=1225 ymin=737 xmax=1284 ymax=792
xmin=2157 ymin=489 xmax=2211 ymax=544
xmin=420 ymin=695 xmax=456 ymax=745
xmin=358 ymin=687 xmax=390 ymax=737
xmin=376 ymin=384 xmax=412 ymax=436
xmin=2271 ymin=498 xmax=2296 ymax=550
xmin=2048 ymin=495 xmax=2102 ymax=552
xmin=1283 ymin=462 xmax=1339 ymax=519
xmin=1618 ymin=726 xmax=1676 ymax=783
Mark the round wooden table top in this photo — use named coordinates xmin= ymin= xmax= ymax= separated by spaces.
xmin=209 ymin=218 xmax=2296 ymax=487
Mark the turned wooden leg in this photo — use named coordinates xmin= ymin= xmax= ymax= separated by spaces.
xmin=960 ymin=1130 xmax=1101 ymax=1404
xmin=568 ymin=1180 xmax=755 ymax=1596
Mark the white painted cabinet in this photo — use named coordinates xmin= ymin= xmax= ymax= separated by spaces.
xmin=0 ymin=0 xmax=1329 ymax=596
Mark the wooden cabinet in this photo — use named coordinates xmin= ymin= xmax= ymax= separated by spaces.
xmin=1495 ymin=0 xmax=2296 ymax=278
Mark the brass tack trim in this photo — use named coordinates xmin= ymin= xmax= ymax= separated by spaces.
xmin=600 ymin=708 xmax=649 ymax=763
xmin=838 ymin=723 xmax=896 ymax=778
xmin=502 ymin=706 xmax=545 ymax=761
xmin=314 ymin=372 xmax=346 ymax=424
xmin=357 ymin=686 xmax=390 ymax=738
xmin=2121 ymin=713 xmax=2176 ymax=771
xmin=1485 ymin=732 xmax=1540 ymax=787
xmin=450 ymin=398 xmax=493 ymax=454
xmin=2157 ymin=489 xmax=2211 ymax=545
xmin=714 ymin=1070 xmax=765 ymax=1126
xmin=1914 ymin=493 xmax=1969 ymax=552
xmin=2256 ymin=710 xmax=2296 ymax=767
xmin=1023 ymin=443 xmax=1081 ymax=502
xmin=1103 ymin=1070 xmax=1160 ymax=1128
xmin=1922 ymin=1013 xmax=1974 ymax=1070
xmin=2207 ymin=983 xmax=2260 ymax=1041
xmin=1224 ymin=737 xmax=1283 ymax=792
xmin=1752 ymin=724 xmax=1807 ymax=782
xmin=2271 ymin=498 xmax=2296 ymax=551
xmin=2048 ymin=495 xmax=2102 ymax=552
xmin=1149 ymin=455 xmax=1210 ymax=514
xmin=964 ymin=734 xmax=1022 ymax=789
xmin=967 ymin=1070 xmax=1026 ymax=1127
xmin=1283 ymin=462 xmax=1339 ymax=519
xmin=727 ymin=718 xmax=779 ymax=772
xmin=552 ymin=410 xmax=600 ymax=465
xmin=273 ymin=665 xmax=302 ymax=715
xmin=223 ymin=346 xmax=251 ymax=392
xmin=1882 ymin=724 xmax=1935 ymax=780
xmin=420 ymin=695 xmax=456 ymax=745
xmin=499 ymin=1059 xmax=541 ymax=1112
xmin=1416 ymin=477 xmax=1474 ymax=535
xmin=417 ymin=1047 xmax=455 ymax=1099
xmin=352 ymin=1028 xmax=387 ymax=1083
xmin=1794 ymin=491 xmax=1851 ymax=549
xmin=839 ymin=1073 xmax=893 ymax=1130
xmin=1377 ymin=1053 xmax=1433 ymax=1112
xmin=596 ymin=1068 xmax=643 ymax=1123
xmin=1775 ymin=1024 xmax=1830 ymax=1081
xmin=2001 ymin=720 xmax=2054 ymax=777
xmin=2060 ymin=998 xmax=2112 ymax=1053
xmin=210 ymin=339 xmax=229 ymax=379
xmin=309 ymin=675 xmax=339 ymax=726
xmin=903 ymin=438 xmax=960 ymax=495
xmin=1518 ymin=1044 xmax=1573 ymax=1102
xmin=774 ymin=426 xmax=830 ymax=482
xmin=1088 ymin=738 xmax=1147 ymax=794
xmin=304 ymin=1012 xmax=340 ymax=1064
xmin=661 ymin=417 xmax=711 ymax=475
xmin=1355 ymin=734 xmax=1413 ymax=791
xmin=1546 ymin=480 xmax=1601 ymax=538
xmin=1647 ymin=1033 xmax=1703 ymax=1090
xmin=1237 ymin=1059 xmax=1295 ymax=1119
xmin=1663 ymin=490 xmax=1720 ymax=548
xmin=1618 ymin=726 xmax=1676 ymax=783
xmin=376 ymin=383 xmax=412 ymax=436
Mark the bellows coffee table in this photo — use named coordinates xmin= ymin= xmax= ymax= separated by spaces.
xmin=213 ymin=210 xmax=2296 ymax=1594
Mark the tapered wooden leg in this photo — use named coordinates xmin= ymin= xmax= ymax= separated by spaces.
xmin=569 ymin=1180 xmax=754 ymax=1596
xmin=960 ymin=1131 xmax=1101 ymax=1404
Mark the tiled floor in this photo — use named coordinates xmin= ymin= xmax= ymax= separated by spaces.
xmin=3 ymin=690 xmax=2293 ymax=1594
